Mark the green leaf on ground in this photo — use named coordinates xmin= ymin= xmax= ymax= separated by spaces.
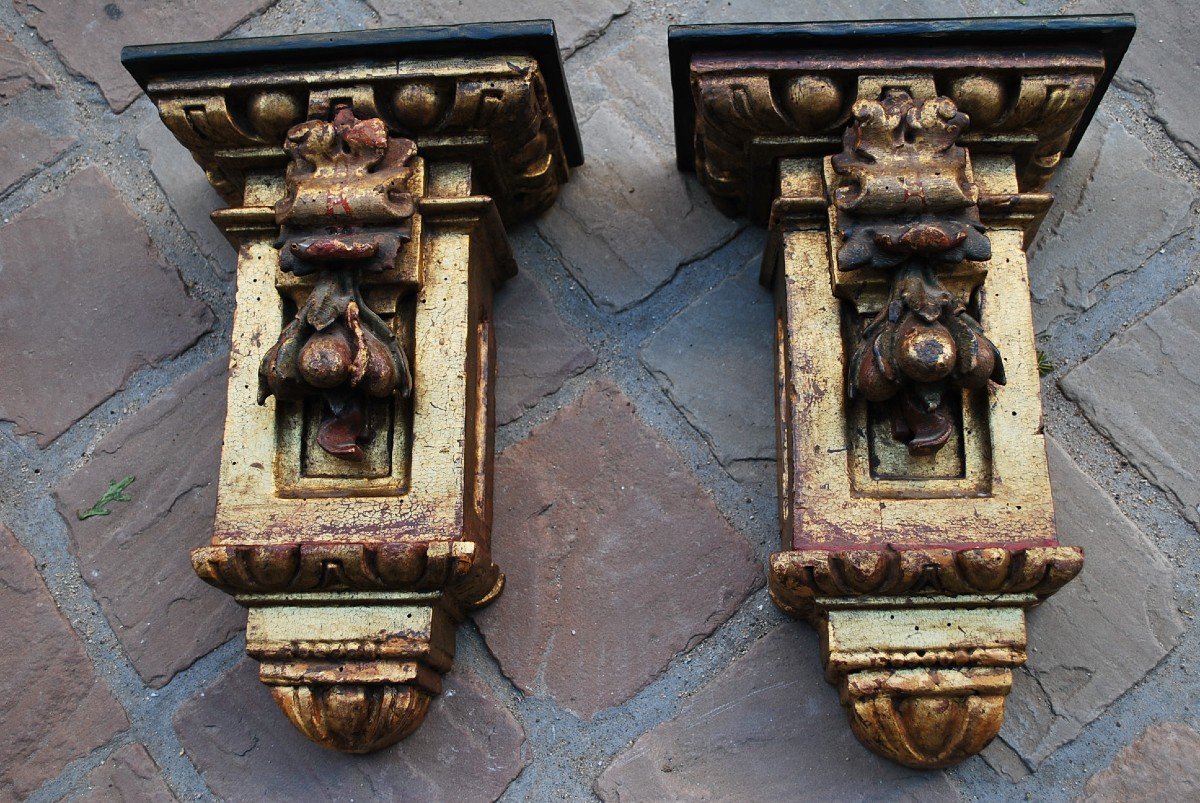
xmin=1037 ymin=350 xmax=1054 ymax=377
xmin=77 ymin=476 xmax=136 ymax=520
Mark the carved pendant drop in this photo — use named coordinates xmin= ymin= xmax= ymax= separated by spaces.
xmin=259 ymin=105 xmax=416 ymax=461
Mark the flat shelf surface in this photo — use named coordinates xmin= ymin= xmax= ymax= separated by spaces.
xmin=121 ymin=20 xmax=583 ymax=166
xmin=668 ymin=14 xmax=1136 ymax=171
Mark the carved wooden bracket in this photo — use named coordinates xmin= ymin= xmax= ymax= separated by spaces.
xmin=123 ymin=22 xmax=581 ymax=753
xmin=670 ymin=16 xmax=1134 ymax=768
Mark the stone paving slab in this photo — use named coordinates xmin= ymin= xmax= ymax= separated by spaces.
xmin=478 ymin=379 xmax=760 ymax=718
xmin=642 ymin=255 xmax=775 ymax=470
xmin=1079 ymin=722 xmax=1200 ymax=802
xmin=53 ymin=356 xmax=241 ymax=688
xmin=175 ymin=657 xmax=528 ymax=803
xmin=1061 ymin=284 xmax=1200 ymax=530
xmin=986 ymin=438 xmax=1183 ymax=769
xmin=0 ymin=33 xmax=52 ymax=103
xmin=538 ymin=33 xmax=740 ymax=311
xmin=677 ymin=0 xmax=1033 ymax=26
xmin=15 ymin=0 xmax=274 ymax=112
xmin=1072 ymin=0 xmax=1200 ymax=165
xmin=366 ymin=0 xmax=631 ymax=55
xmin=77 ymin=743 xmax=177 ymax=803
xmin=0 ymin=167 xmax=213 ymax=446
xmin=0 ymin=524 xmax=128 ymax=801
xmin=0 ymin=117 xmax=74 ymax=196
xmin=231 ymin=0 xmax=379 ymax=38
xmin=1029 ymin=109 xmax=1197 ymax=334
xmin=494 ymin=269 xmax=595 ymax=424
xmin=137 ymin=121 xmax=236 ymax=278
xmin=595 ymin=621 xmax=962 ymax=802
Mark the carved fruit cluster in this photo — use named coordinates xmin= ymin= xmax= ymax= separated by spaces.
xmin=259 ymin=268 xmax=411 ymax=458
xmin=848 ymin=261 xmax=1005 ymax=453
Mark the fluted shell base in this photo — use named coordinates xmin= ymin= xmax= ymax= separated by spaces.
xmin=242 ymin=592 xmax=462 ymax=753
xmin=270 ymin=683 xmax=433 ymax=754
xmin=841 ymin=667 xmax=1010 ymax=769
xmin=817 ymin=594 xmax=1032 ymax=769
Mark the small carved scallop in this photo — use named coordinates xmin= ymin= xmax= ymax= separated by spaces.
xmin=949 ymin=75 xmax=1007 ymax=129
xmin=247 ymin=90 xmax=306 ymax=142
xmin=780 ymin=74 xmax=843 ymax=131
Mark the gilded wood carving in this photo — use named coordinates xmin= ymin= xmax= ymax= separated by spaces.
xmin=124 ymin=23 xmax=580 ymax=753
xmin=834 ymin=90 xmax=1004 ymax=455
xmin=671 ymin=16 xmax=1135 ymax=769
xmin=261 ymin=105 xmax=416 ymax=460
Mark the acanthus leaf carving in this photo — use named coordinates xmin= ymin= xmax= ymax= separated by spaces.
xmin=259 ymin=104 xmax=415 ymax=461
xmin=835 ymin=90 xmax=1005 ymax=456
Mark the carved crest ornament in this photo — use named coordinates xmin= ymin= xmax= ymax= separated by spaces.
xmin=672 ymin=15 xmax=1135 ymax=768
xmin=124 ymin=22 xmax=581 ymax=752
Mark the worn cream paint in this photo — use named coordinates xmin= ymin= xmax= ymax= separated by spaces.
xmin=685 ymin=57 xmax=1101 ymax=766
xmin=139 ymin=51 xmax=570 ymax=752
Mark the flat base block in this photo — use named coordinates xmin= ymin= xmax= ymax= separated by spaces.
xmin=242 ymin=592 xmax=457 ymax=753
xmin=821 ymin=596 xmax=1029 ymax=768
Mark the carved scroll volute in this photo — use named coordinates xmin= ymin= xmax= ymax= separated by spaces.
xmin=124 ymin=23 xmax=578 ymax=754
xmin=672 ymin=15 xmax=1133 ymax=770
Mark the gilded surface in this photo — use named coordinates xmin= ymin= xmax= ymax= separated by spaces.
xmin=834 ymin=89 xmax=1004 ymax=456
xmin=145 ymin=54 xmax=568 ymax=224
xmin=687 ymin=54 xmax=1102 ymax=768
xmin=824 ymin=596 xmax=1029 ymax=768
xmin=769 ymin=547 xmax=1083 ymax=623
xmin=689 ymin=51 xmax=1100 ymax=221
xmin=140 ymin=49 xmax=570 ymax=753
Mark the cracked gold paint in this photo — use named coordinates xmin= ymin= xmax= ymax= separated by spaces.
xmin=137 ymin=48 xmax=570 ymax=752
xmin=687 ymin=48 xmax=1106 ymax=767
